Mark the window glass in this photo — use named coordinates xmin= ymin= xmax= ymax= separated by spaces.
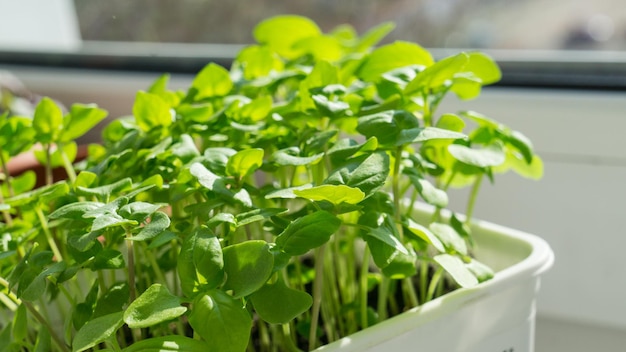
xmin=71 ymin=0 xmax=626 ymax=51
xmin=1 ymin=0 xmax=625 ymax=89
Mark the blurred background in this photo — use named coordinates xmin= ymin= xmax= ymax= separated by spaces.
xmin=1 ymin=0 xmax=625 ymax=351
xmin=74 ymin=0 xmax=626 ymax=51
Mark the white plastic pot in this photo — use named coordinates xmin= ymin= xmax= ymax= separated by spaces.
xmin=317 ymin=204 xmax=554 ymax=352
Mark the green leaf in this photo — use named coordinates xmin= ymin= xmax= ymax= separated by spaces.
xmin=148 ymin=230 xmax=177 ymax=249
xmin=434 ymin=254 xmax=478 ymax=288
xmin=235 ymin=45 xmax=282 ymax=80
xmin=190 ymin=163 xmax=222 ymax=191
xmin=451 ymin=74 xmax=482 ymax=100
xmin=448 ymin=144 xmax=506 ymax=168
xmin=466 ymin=259 xmax=494 ymax=283
xmin=302 ymin=60 xmax=339 ymax=91
xmin=272 ymin=147 xmax=323 ymax=167
xmin=226 ymin=148 xmax=264 ymax=179
xmin=34 ymin=328 xmax=51 ymax=352
xmin=505 ymin=130 xmax=534 ymax=163
xmin=177 ymin=228 xmax=224 ymax=297
xmin=189 ymin=290 xmax=251 ymax=352
xmin=1 ymin=170 xmax=35 ymax=198
xmin=364 ymin=224 xmax=408 ymax=255
xmin=357 ymin=41 xmax=433 ymax=82
xmin=33 ymin=97 xmax=63 ymax=143
xmin=460 ymin=110 xmax=499 ymax=129
xmin=381 ymin=249 xmax=417 ymax=279
xmin=73 ymin=281 xmax=99 ymax=330
xmin=509 ymin=154 xmax=544 ymax=180
xmin=355 ymin=22 xmax=396 ymax=52
xmin=148 ymin=73 xmax=170 ymax=93
xmin=265 ymin=184 xmax=313 ymax=200
xmin=49 ymin=202 xmax=104 ymax=220
xmin=75 ymin=171 xmax=98 ymax=189
xmin=91 ymin=213 xmax=135 ymax=232
xmin=222 ymin=241 xmax=274 ymax=298
xmin=77 ymin=178 xmax=133 ymax=198
xmin=250 ymin=277 xmax=312 ymax=324
xmin=464 ymin=52 xmax=501 ymax=85
xmin=130 ymin=212 xmax=170 ymax=241
xmin=61 ymin=104 xmax=108 ymax=142
xmin=0 ymin=115 xmax=35 ymax=157
xmin=133 ymin=91 xmax=172 ymax=132
xmin=276 ymin=211 xmax=341 ymax=256
xmin=177 ymin=103 xmax=214 ymax=123
xmin=357 ymin=110 xmax=420 ymax=146
xmin=92 ymin=249 xmax=125 ymax=270
xmin=327 ymin=137 xmax=378 ymax=166
xmin=294 ymin=185 xmax=365 ymax=205
xmin=304 ymin=129 xmax=338 ymax=154
xmin=121 ymin=336 xmax=209 ymax=352
xmin=397 ymin=127 xmax=467 ymax=145
xmin=33 ymin=141 xmax=78 ymax=168
xmin=404 ymin=218 xmax=445 ymax=253
xmin=404 ymin=171 xmax=448 ymax=208
xmin=119 ymin=202 xmax=163 ymax=222
xmin=429 ymin=223 xmax=467 ymax=255
xmin=405 ymin=53 xmax=469 ymax=95
xmin=365 ymin=234 xmax=397 ymax=269
xmin=311 ymin=94 xmax=350 ymax=117
xmin=235 ymin=208 xmax=287 ymax=227
xmin=254 ymin=15 xmax=321 ymax=59
xmin=17 ymin=268 xmax=46 ymax=301
xmin=239 ymin=96 xmax=273 ymax=122
xmin=124 ymin=284 xmax=187 ymax=328
xmin=207 ymin=213 xmax=236 ymax=228
xmin=436 ymin=113 xmax=465 ymax=132
xmin=325 ymin=151 xmax=390 ymax=197
xmin=72 ymin=312 xmax=124 ymax=352
xmin=0 ymin=322 xmax=13 ymax=352
xmin=170 ymin=134 xmax=200 ymax=162
xmin=293 ymin=35 xmax=343 ymax=61
xmin=11 ymin=303 xmax=27 ymax=342
xmin=191 ymin=63 xmax=233 ymax=99
xmin=93 ymin=283 xmax=129 ymax=318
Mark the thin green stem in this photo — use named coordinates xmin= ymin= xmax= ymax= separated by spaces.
xmin=56 ymin=283 xmax=75 ymax=306
xmin=403 ymin=277 xmax=419 ymax=308
xmin=140 ymin=242 xmax=168 ymax=287
xmin=107 ymin=335 xmax=123 ymax=352
xmin=45 ymin=144 xmax=53 ymax=186
xmin=23 ymin=300 xmax=70 ymax=352
xmin=258 ymin=319 xmax=270 ymax=351
xmin=376 ymin=276 xmax=389 ymax=321
xmin=0 ymin=277 xmax=21 ymax=312
xmin=465 ymin=173 xmax=484 ymax=226
xmin=392 ymin=146 xmax=419 ymax=309
xmin=171 ymin=239 xmax=180 ymax=297
xmin=405 ymin=189 xmax=419 ymax=218
xmin=359 ymin=245 xmax=370 ymax=330
xmin=34 ymin=207 xmax=63 ymax=261
xmin=281 ymin=323 xmax=300 ymax=352
xmin=422 ymin=92 xmax=432 ymax=127
xmin=392 ymin=147 xmax=403 ymax=238
xmin=0 ymin=189 xmax=13 ymax=226
xmin=308 ymin=244 xmax=326 ymax=351
xmin=322 ymin=248 xmax=341 ymax=341
xmin=125 ymin=228 xmax=136 ymax=304
xmin=0 ymin=292 xmax=18 ymax=310
xmin=419 ymin=260 xmax=428 ymax=304
xmin=425 ymin=267 xmax=445 ymax=302
xmin=59 ymin=144 xmax=77 ymax=183
xmin=0 ymin=151 xmax=15 ymax=197
xmin=97 ymin=270 xmax=107 ymax=293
